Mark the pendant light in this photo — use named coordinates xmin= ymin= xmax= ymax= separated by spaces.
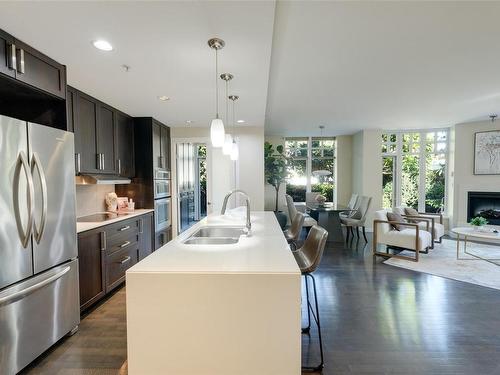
xmin=208 ymin=38 xmax=225 ymax=147
xmin=229 ymin=95 xmax=240 ymax=161
xmin=314 ymin=125 xmax=331 ymax=176
xmin=220 ymin=73 xmax=234 ymax=155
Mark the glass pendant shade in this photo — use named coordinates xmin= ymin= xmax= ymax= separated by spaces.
xmin=210 ymin=118 xmax=225 ymax=147
xmin=222 ymin=134 xmax=233 ymax=155
xmin=230 ymin=141 xmax=239 ymax=161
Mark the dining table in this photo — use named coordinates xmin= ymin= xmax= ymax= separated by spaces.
xmin=306 ymin=202 xmax=351 ymax=242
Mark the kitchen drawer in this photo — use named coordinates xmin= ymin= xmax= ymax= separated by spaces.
xmin=104 ymin=218 xmax=139 ymax=240
xmin=106 ymin=232 xmax=139 ymax=256
xmin=105 ymin=244 xmax=138 ymax=293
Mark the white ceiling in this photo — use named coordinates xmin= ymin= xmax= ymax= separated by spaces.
xmin=266 ymin=1 xmax=500 ymax=136
xmin=0 ymin=1 xmax=500 ymax=136
xmin=0 ymin=1 xmax=275 ymax=128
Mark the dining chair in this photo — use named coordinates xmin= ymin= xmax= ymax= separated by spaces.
xmin=286 ymin=194 xmax=317 ymax=231
xmin=341 ymin=196 xmax=372 ymax=242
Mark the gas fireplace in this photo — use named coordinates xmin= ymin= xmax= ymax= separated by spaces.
xmin=467 ymin=191 xmax=500 ymax=225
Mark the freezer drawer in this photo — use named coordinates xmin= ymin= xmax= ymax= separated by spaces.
xmin=0 ymin=259 xmax=80 ymax=374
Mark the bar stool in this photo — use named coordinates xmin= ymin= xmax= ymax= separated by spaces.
xmin=284 ymin=212 xmax=305 ymax=250
xmin=292 ymin=225 xmax=328 ymax=372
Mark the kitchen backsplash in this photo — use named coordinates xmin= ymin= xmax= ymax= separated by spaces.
xmin=76 ymin=185 xmax=115 ymax=217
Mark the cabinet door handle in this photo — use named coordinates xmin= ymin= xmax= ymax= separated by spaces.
xmin=139 ymin=219 xmax=143 ymax=234
xmin=75 ymin=153 xmax=81 ymax=174
xmin=100 ymin=231 xmax=106 ymax=251
xmin=7 ymin=43 xmax=16 ymax=71
xmin=120 ymin=241 xmax=131 ymax=248
xmin=16 ymin=48 xmax=25 ymax=74
xmin=101 ymin=154 xmax=105 ymax=170
xmin=96 ymin=153 xmax=101 ymax=170
xmin=119 ymin=256 xmax=131 ymax=265
xmin=117 ymin=159 xmax=121 ymax=174
xmin=119 ymin=225 xmax=130 ymax=232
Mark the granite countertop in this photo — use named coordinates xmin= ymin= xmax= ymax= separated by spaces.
xmin=76 ymin=209 xmax=155 ymax=233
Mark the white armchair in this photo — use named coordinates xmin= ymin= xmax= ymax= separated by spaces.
xmin=373 ymin=210 xmax=432 ymax=262
xmin=393 ymin=206 xmax=445 ymax=248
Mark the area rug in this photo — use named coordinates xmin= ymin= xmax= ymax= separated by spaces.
xmin=384 ymin=238 xmax=500 ymax=291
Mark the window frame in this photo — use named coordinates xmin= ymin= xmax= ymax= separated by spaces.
xmin=381 ymin=129 xmax=449 ymax=213
xmin=285 ymin=136 xmax=337 ymax=202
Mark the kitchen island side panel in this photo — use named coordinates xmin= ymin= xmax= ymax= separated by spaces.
xmin=126 ymin=271 xmax=301 ymax=375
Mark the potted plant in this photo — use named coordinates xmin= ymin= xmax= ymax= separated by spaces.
xmin=264 ymin=141 xmax=288 ymax=229
xmin=470 ymin=216 xmax=488 ymax=231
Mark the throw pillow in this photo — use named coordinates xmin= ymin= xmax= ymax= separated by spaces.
xmin=404 ymin=207 xmax=419 ymax=216
xmin=387 ymin=212 xmax=405 ymax=231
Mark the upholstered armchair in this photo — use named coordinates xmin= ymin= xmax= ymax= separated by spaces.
xmin=373 ymin=210 xmax=433 ymax=262
xmin=393 ymin=207 xmax=444 ymax=248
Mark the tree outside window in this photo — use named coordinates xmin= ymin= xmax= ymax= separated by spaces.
xmin=381 ymin=130 xmax=448 ymax=213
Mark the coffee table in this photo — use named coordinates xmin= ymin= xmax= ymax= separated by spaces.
xmin=452 ymin=227 xmax=500 ymax=265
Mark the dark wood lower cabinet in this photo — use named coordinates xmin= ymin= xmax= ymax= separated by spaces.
xmin=155 ymin=226 xmax=172 ymax=250
xmin=77 ymin=213 xmax=154 ymax=311
xmin=77 ymin=229 xmax=105 ymax=311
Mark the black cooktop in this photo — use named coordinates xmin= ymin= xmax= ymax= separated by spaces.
xmin=77 ymin=213 xmax=120 ymax=222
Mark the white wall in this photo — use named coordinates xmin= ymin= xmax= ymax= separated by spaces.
xmin=336 ymin=135 xmax=353 ymax=205
xmin=452 ymin=119 xmax=500 ymax=227
xmin=351 ymin=130 xmax=383 ymax=230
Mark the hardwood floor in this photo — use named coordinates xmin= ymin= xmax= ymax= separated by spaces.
xmin=22 ymin=234 xmax=500 ymax=375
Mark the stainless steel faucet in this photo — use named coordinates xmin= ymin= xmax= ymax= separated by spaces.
xmin=221 ymin=190 xmax=252 ymax=235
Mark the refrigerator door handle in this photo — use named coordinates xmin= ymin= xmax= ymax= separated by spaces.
xmin=15 ymin=151 xmax=34 ymax=248
xmin=0 ymin=266 xmax=70 ymax=307
xmin=31 ymin=153 xmax=48 ymax=244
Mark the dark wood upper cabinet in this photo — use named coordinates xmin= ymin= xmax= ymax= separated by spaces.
xmin=70 ymin=86 xmax=134 ymax=177
xmin=152 ymin=121 xmax=162 ymax=170
xmin=152 ymin=119 xmax=170 ymax=171
xmin=13 ymin=40 xmax=66 ymax=99
xmin=74 ymin=91 xmax=99 ymax=174
xmin=115 ymin=111 xmax=135 ymax=177
xmin=66 ymin=86 xmax=76 ymax=133
xmin=160 ymin=125 xmax=170 ymax=170
xmin=78 ymin=229 xmax=105 ymax=311
xmin=0 ymin=30 xmax=15 ymax=78
xmin=97 ymin=104 xmax=116 ymax=173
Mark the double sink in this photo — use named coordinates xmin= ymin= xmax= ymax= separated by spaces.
xmin=183 ymin=226 xmax=248 ymax=245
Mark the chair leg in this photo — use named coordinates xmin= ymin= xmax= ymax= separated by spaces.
xmin=362 ymin=226 xmax=368 ymax=242
xmin=345 ymin=226 xmax=350 ymax=242
xmin=355 ymin=226 xmax=360 ymax=238
xmin=302 ymin=273 xmax=324 ymax=372
xmin=302 ymin=275 xmax=311 ymax=334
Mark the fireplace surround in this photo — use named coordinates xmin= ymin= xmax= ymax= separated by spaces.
xmin=467 ymin=191 xmax=500 ymax=225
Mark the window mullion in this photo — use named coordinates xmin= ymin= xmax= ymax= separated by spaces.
xmin=306 ymin=137 xmax=312 ymax=193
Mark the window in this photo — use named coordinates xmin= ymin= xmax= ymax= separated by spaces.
xmin=285 ymin=137 xmax=336 ymax=202
xmin=381 ymin=130 xmax=448 ymax=213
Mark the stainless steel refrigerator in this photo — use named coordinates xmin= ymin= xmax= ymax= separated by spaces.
xmin=0 ymin=115 xmax=79 ymax=374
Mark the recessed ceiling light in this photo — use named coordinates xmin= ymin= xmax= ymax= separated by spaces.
xmin=186 ymin=120 xmax=194 ymax=124
xmin=237 ymin=120 xmax=245 ymax=123
xmin=92 ymin=39 xmax=113 ymax=51
xmin=158 ymin=96 xmax=170 ymax=101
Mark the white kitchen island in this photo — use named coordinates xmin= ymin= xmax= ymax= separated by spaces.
xmin=126 ymin=211 xmax=302 ymax=375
